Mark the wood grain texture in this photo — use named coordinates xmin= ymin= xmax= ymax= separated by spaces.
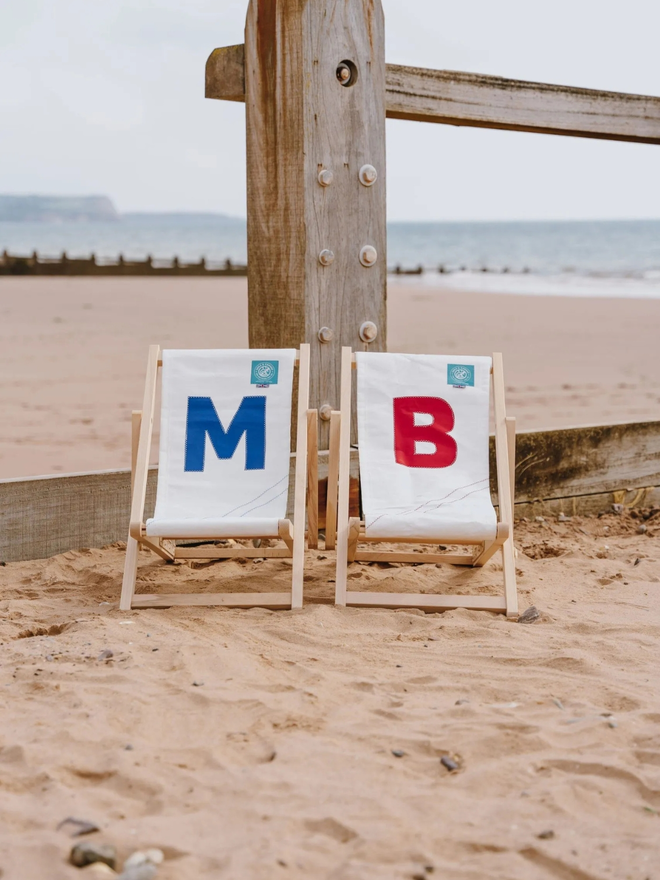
xmin=496 ymin=420 xmax=660 ymax=505
xmin=306 ymin=409 xmax=319 ymax=548
xmin=205 ymin=45 xmax=245 ymax=101
xmin=3 ymin=421 xmax=660 ymax=563
xmin=132 ymin=592 xmax=293 ymax=609
xmin=244 ymin=0 xmax=387 ymax=447
xmin=345 ymin=592 xmax=507 ymax=612
xmin=385 ymin=65 xmax=660 ymax=144
xmin=209 ymin=43 xmax=660 ymax=144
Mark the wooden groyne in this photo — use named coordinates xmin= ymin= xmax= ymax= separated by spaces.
xmin=0 ymin=251 xmax=247 ymax=277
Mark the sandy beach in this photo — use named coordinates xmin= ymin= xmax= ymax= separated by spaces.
xmin=1 ymin=512 xmax=659 ymax=878
xmin=2 ymin=276 xmax=660 ymax=478
xmin=1 ymin=277 xmax=659 ymax=879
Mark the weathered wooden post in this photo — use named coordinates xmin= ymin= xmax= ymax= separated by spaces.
xmin=235 ymin=0 xmax=387 ymax=445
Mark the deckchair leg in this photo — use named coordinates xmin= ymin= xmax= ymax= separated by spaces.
xmin=334 ymin=348 xmax=353 ymax=606
xmin=493 ymin=355 xmax=518 ymax=618
xmin=291 ymin=344 xmax=311 ymax=609
xmin=121 ymin=405 xmax=144 ymax=610
xmin=306 ymin=409 xmax=319 ymax=549
xmin=325 ymin=410 xmax=341 ymax=550
xmin=120 ymin=536 xmax=139 ymax=611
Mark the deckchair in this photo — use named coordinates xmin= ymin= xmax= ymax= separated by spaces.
xmin=120 ymin=344 xmax=313 ymax=611
xmin=331 ymin=348 xmax=518 ymax=617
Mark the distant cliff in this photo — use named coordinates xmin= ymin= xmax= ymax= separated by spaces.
xmin=0 ymin=195 xmax=119 ymax=222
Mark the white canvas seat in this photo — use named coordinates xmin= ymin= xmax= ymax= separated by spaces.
xmin=120 ymin=344 xmax=313 ymax=611
xmin=331 ymin=348 xmax=518 ymax=617
xmin=358 ymin=353 xmax=498 ymax=544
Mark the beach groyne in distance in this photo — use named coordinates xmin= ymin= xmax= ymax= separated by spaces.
xmin=0 ymin=250 xmax=247 ymax=277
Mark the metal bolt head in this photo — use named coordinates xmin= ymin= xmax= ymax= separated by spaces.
xmin=359 ymin=321 xmax=378 ymax=343
xmin=318 ymin=169 xmax=334 ymax=187
xmin=318 ymin=249 xmax=335 ymax=267
xmin=359 ymin=164 xmax=378 ymax=187
xmin=359 ymin=245 xmax=377 ymax=267
xmin=317 ymin=326 xmax=334 ymax=343
xmin=319 ymin=404 xmax=333 ymax=421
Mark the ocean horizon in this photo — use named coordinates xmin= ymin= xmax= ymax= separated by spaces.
xmin=2 ymin=216 xmax=660 ymax=298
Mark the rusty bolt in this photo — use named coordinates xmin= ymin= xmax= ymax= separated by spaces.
xmin=318 ymin=169 xmax=334 ymax=187
xmin=359 ymin=245 xmax=377 ymax=267
xmin=317 ymin=326 xmax=334 ymax=343
xmin=319 ymin=404 xmax=333 ymax=421
xmin=359 ymin=321 xmax=378 ymax=343
xmin=359 ymin=164 xmax=377 ymax=187
xmin=319 ymin=249 xmax=335 ymax=267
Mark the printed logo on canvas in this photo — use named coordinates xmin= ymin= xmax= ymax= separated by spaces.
xmin=251 ymin=360 xmax=279 ymax=388
xmin=447 ymin=364 xmax=475 ymax=389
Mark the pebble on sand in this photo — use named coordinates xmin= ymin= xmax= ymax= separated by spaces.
xmin=70 ymin=841 xmax=117 ymax=869
xmin=440 ymin=756 xmax=459 ymax=772
xmin=123 ymin=850 xmax=164 ymax=869
xmin=97 ymin=649 xmax=113 ymax=661
xmin=80 ymin=864 xmax=117 ymax=877
xmin=391 ymin=749 xmax=405 ymax=758
xmin=116 ymin=864 xmax=158 ymax=880
xmin=518 ymin=606 xmax=540 ymax=624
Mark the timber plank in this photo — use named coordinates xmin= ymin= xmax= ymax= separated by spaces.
xmin=492 ymin=421 xmax=660 ymax=505
xmin=207 ymin=45 xmax=660 ymax=145
xmin=2 ymin=422 xmax=659 ymax=562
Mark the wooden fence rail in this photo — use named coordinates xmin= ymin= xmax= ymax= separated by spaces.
xmin=207 ymin=44 xmax=660 ymax=145
xmin=2 ymin=420 xmax=658 ymax=563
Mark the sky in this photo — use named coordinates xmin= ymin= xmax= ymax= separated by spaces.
xmin=1 ymin=0 xmax=659 ymax=222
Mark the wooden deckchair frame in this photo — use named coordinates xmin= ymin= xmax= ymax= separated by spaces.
xmin=331 ymin=348 xmax=518 ymax=617
xmin=120 ymin=343 xmax=314 ymax=611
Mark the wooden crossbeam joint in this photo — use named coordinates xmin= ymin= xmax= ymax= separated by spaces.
xmin=207 ymin=44 xmax=660 ymax=145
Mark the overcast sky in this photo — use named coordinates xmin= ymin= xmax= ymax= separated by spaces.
xmin=1 ymin=0 xmax=659 ymax=221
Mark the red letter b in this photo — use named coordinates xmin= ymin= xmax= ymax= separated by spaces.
xmin=393 ymin=397 xmax=457 ymax=468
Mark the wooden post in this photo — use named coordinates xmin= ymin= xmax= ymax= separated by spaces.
xmin=244 ymin=0 xmax=387 ymax=446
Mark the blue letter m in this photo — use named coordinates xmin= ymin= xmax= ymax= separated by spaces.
xmin=184 ymin=396 xmax=266 ymax=472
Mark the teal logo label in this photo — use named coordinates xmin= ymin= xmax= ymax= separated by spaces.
xmin=251 ymin=360 xmax=279 ymax=386
xmin=447 ymin=364 xmax=474 ymax=387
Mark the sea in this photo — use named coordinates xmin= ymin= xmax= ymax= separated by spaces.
xmin=2 ymin=215 xmax=660 ymax=299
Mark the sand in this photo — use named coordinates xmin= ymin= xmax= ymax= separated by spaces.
xmin=1 ymin=277 xmax=659 ymax=877
xmin=1 ymin=511 xmax=659 ymax=879
xmin=2 ymin=276 xmax=660 ymax=478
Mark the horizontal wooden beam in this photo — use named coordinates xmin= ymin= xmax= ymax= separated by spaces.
xmin=345 ymin=592 xmax=507 ymax=612
xmin=2 ymin=420 xmax=659 ymax=563
xmin=206 ymin=45 xmax=660 ymax=145
xmin=131 ymin=592 xmax=292 ymax=608
xmin=491 ymin=420 xmax=660 ymax=505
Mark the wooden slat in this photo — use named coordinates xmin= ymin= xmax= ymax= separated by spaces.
xmin=492 ymin=353 xmax=517 ymax=617
xmin=306 ymin=410 xmax=319 ymax=549
xmin=291 ymin=344 xmax=311 ymax=608
xmin=325 ymin=410 xmax=341 ymax=550
xmin=496 ymin=420 xmax=660 ymax=505
xmin=132 ymin=592 xmax=292 ymax=608
xmin=2 ymin=421 xmax=660 ymax=563
xmin=129 ymin=346 xmax=159 ymax=539
xmin=174 ymin=546 xmax=291 ymax=560
xmin=130 ymin=410 xmax=141 ymax=494
xmin=355 ymin=551 xmax=476 ymax=565
xmin=335 ymin=348 xmax=355 ymax=605
xmin=345 ymin=592 xmax=507 ymax=612
xmin=206 ymin=45 xmax=660 ymax=145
